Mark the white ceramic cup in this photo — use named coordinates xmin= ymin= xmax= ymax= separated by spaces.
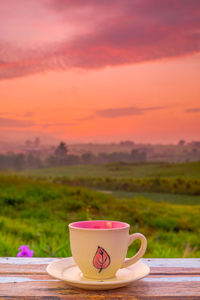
xmin=69 ymin=220 xmax=147 ymax=280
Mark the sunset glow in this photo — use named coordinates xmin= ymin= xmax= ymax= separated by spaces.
xmin=0 ymin=0 xmax=200 ymax=144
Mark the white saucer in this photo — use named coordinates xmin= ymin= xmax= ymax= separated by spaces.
xmin=46 ymin=257 xmax=150 ymax=290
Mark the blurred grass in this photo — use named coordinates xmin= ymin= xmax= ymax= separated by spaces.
xmin=103 ymin=191 xmax=200 ymax=205
xmin=0 ymin=175 xmax=200 ymax=258
xmin=52 ymin=176 xmax=200 ymax=196
xmin=21 ymin=161 xmax=200 ymax=179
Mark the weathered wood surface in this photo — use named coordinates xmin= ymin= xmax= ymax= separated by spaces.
xmin=0 ymin=258 xmax=200 ymax=299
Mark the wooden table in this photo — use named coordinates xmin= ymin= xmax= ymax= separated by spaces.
xmin=0 ymin=258 xmax=200 ymax=299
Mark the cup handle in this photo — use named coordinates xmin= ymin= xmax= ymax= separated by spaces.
xmin=121 ymin=233 xmax=147 ymax=269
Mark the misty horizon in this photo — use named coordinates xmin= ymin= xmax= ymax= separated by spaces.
xmin=0 ymin=136 xmax=199 ymax=147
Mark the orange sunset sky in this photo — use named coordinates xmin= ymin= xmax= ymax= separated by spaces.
xmin=0 ymin=0 xmax=200 ymax=144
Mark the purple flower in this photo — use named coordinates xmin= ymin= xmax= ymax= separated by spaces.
xmin=17 ymin=245 xmax=34 ymax=257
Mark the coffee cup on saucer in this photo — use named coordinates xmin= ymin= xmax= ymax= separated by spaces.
xmin=69 ymin=220 xmax=147 ymax=280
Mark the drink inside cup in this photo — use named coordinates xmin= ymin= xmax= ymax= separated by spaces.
xmin=70 ymin=220 xmax=129 ymax=229
xmin=69 ymin=220 xmax=147 ymax=280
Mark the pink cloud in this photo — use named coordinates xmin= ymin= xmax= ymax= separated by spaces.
xmin=0 ymin=118 xmax=35 ymax=127
xmin=0 ymin=111 xmax=35 ymax=117
xmin=185 ymin=107 xmax=200 ymax=113
xmin=95 ymin=106 xmax=163 ymax=118
xmin=0 ymin=0 xmax=200 ymax=79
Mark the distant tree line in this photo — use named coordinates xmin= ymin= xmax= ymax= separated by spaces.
xmin=0 ymin=152 xmax=42 ymax=171
xmin=0 ymin=142 xmax=147 ymax=171
xmin=46 ymin=142 xmax=147 ymax=166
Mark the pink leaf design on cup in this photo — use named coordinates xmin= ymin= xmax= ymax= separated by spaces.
xmin=93 ymin=246 xmax=111 ymax=273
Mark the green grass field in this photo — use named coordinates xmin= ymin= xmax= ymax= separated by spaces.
xmin=20 ymin=161 xmax=200 ymax=199
xmin=101 ymin=190 xmax=200 ymax=205
xmin=0 ymin=174 xmax=200 ymax=258
xmin=21 ymin=161 xmax=200 ymax=179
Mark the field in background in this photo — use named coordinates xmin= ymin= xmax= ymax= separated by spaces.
xmin=21 ymin=161 xmax=200 ymax=179
xmin=20 ymin=161 xmax=200 ymax=199
xmin=107 ymin=191 xmax=200 ymax=205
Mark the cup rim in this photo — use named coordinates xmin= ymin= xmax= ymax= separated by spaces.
xmin=69 ymin=220 xmax=130 ymax=231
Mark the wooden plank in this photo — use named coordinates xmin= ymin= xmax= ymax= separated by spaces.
xmin=0 ymin=275 xmax=200 ymax=298
xmin=0 ymin=258 xmax=58 ymax=275
xmin=1 ymin=257 xmax=200 ymax=268
xmin=0 ymin=257 xmax=56 ymax=265
xmin=144 ymin=258 xmax=200 ymax=268
xmin=0 ymin=263 xmax=50 ymax=275
xmin=1 ymin=265 xmax=200 ymax=276
xmin=1 ymin=274 xmax=200 ymax=282
xmin=145 ymin=259 xmax=200 ymax=275
xmin=1 ymin=258 xmax=200 ymax=275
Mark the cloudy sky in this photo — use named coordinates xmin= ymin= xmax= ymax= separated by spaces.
xmin=0 ymin=0 xmax=200 ymax=143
